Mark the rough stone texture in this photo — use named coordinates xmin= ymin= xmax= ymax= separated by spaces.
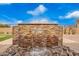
xmin=12 ymin=26 xmax=19 ymax=45
xmin=13 ymin=24 xmax=63 ymax=48
xmin=1 ymin=45 xmax=79 ymax=56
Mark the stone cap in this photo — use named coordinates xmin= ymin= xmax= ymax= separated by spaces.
xmin=18 ymin=23 xmax=58 ymax=25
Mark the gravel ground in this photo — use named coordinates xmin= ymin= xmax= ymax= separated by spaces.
xmin=1 ymin=45 xmax=79 ymax=56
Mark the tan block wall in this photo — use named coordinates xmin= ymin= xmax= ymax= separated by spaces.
xmin=63 ymin=27 xmax=76 ymax=35
xmin=0 ymin=27 xmax=12 ymax=35
xmin=63 ymin=20 xmax=79 ymax=35
xmin=76 ymin=28 xmax=79 ymax=34
xmin=13 ymin=24 xmax=63 ymax=48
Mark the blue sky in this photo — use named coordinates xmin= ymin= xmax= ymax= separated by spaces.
xmin=0 ymin=3 xmax=79 ymax=26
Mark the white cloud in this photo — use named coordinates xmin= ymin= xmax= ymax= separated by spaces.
xmin=59 ymin=11 xmax=79 ymax=19
xmin=27 ymin=5 xmax=47 ymax=16
xmin=27 ymin=4 xmax=58 ymax=24
xmin=30 ymin=18 xmax=58 ymax=24
xmin=65 ymin=11 xmax=79 ymax=18
xmin=17 ymin=20 xmax=23 ymax=24
xmin=30 ymin=18 xmax=49 ymax=24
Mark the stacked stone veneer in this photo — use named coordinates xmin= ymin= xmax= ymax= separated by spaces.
xmin=13 ymin=24 xmax=63 ymax=48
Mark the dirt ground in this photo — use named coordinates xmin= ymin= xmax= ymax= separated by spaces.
xmin=0 ymin=38 xmax=12 ymax=54
xmin=63 ymin=35 xmax=79 ymax=53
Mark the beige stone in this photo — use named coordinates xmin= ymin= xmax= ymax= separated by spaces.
xmin=13 ymin=24 xmax=63 ymax=48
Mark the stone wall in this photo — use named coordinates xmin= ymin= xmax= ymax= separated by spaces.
xmin=13 ymin=24 xmax=63 ymax=48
